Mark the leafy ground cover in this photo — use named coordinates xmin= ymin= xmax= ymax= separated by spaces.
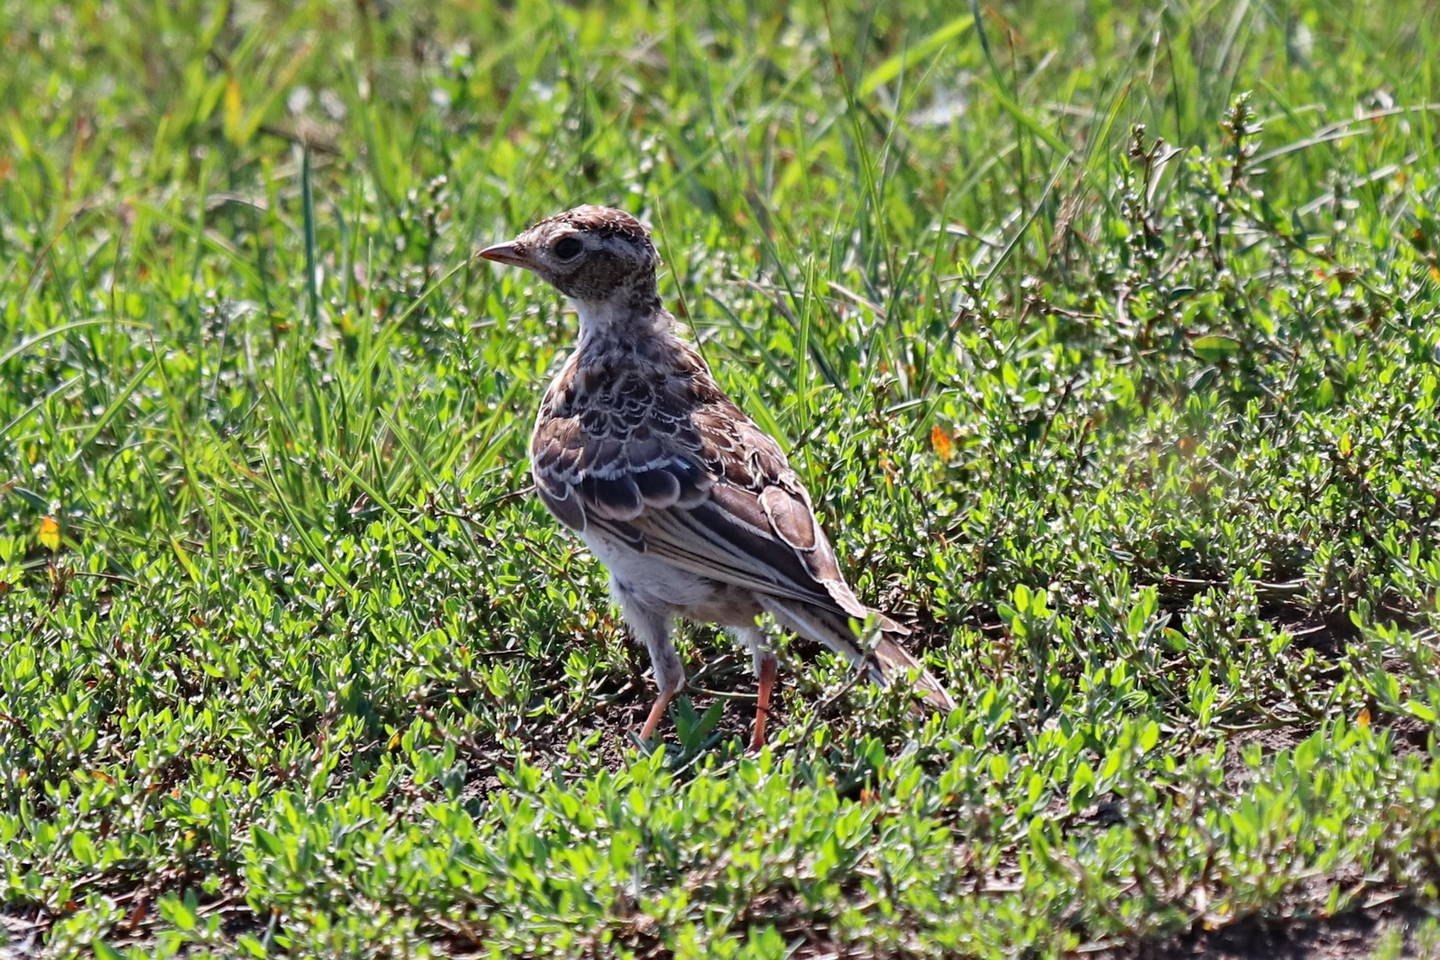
xmin=2 ymin=1 xmax=1439 ymax=956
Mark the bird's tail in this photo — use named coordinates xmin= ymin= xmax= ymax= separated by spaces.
xmin=870 ymin=630 xmax=956 ymax=713
xmin=757 ymin=597 xmax=956 ymax=713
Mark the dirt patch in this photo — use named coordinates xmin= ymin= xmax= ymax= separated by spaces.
xmin=1222 ymin=723 xmax=1316 ymax=793
xmin=1121 ymin=894 xmax=1430 ymax=959
xmin=1220 ymin=713 xmax=1435 ymax=796
xmin=1380 ymin=715 xmax=1436 ymax=760
xmin=453 ymin=642 xmax=783 ymax=792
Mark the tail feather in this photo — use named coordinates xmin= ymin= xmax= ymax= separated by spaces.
xmin=871 ymin=632 xmax=956 ymax=713
xmin=756 ymin=597 xmax=955 ymax=713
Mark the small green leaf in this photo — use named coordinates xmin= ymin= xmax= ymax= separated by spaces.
xmin=1127 ymin=602 xmax=1149 ymax=638
xmin=158 ymin=893 xmax=198 ymax=932
xmin=252 ymin=826 xmax=284 ymax=857
xmin=1069 ymin=761 xmax=1095 ymax=803
xmin=1191 ymin=334 xmax=1242 ymax=361
xmin=1404 ymin=700 xmax=1438 ymax=722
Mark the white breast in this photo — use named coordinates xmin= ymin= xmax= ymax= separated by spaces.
xmin=579 ymin=528 xmax=761 ymax=627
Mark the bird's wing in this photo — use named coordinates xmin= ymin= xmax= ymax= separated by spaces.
xmin=530 ymin=347 xmax=883 ymax=622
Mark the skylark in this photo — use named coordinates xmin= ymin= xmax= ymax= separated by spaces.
xmin=480 ymin=205 xmax=954 ymax=749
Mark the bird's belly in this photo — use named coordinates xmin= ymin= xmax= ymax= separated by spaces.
xmin=580 ymin=529 xmax=761 ymax=626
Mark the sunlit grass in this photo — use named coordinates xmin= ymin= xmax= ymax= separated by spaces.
xmin=2 ymin=1 xmax=1438 ymax=956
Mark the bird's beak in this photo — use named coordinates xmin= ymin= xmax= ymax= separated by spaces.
xmin=476 ymin=241 xmax=530 ymax=268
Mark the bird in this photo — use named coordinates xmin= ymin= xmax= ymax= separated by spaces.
xmin=478 ymin=204 xmax=954 ymax=750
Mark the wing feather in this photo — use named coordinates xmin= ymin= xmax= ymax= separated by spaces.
xmin=530 ymin=343 xmax=877 ymax=621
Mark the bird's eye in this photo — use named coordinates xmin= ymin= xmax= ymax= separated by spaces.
xmin=553 ymin=236 xmax=584 ymax=260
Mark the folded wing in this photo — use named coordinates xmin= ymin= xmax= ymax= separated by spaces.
xmin=529 ymin=349 xmax=882 ymax=624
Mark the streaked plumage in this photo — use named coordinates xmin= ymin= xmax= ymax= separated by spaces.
xmin=480 ymin=205 xmax=953 ymax=748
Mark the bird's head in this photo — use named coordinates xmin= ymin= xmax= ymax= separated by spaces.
xmin=478 ymin=205 xmax=661 ymax=316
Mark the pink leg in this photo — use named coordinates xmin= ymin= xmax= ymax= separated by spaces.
xmin=749 ymin=654 xmax=778 ymax=752
xmin=639 ymin=688 xmax=676 ymax=742
xmin=616 ymin=590 xmax=681 ymax=745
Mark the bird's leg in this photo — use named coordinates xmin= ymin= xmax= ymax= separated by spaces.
xmin=750 ymin=652 xmax=778 ymax=752
xmin=732 ymin=624 xmax=779 ymax=752
xmin=639 ymin=689 xmax=676 ymax=741
xmin=615 ymin=584 xmax=682 ymax=744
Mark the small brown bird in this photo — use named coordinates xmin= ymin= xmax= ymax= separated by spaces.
xmin=480 ymin=205 xmax=954 ymax=749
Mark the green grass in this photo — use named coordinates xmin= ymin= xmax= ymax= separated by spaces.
xmin=3 ymin=1 xmax=1439 ymax=956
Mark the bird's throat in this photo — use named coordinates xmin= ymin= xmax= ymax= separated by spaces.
xmin=573 ymin=292 xmax=667 ymax=352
